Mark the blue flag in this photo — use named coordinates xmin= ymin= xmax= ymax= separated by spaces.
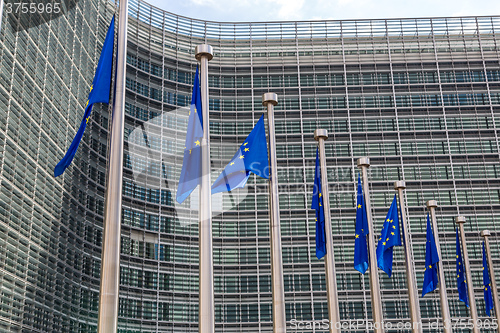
xmin=54 ymin=16 xmax=115 ymax=177
xmin=376 ymin=194 xmax=401 ymax=277
xmin=211 ymin=114 xmax=269 ymax=194
xmin=483 ymin=242 xmax=494 ymax=316
xmin=176 ymin=66 xmax=203 ymax=204
xmin=456 ymin=229 xmax=469 ymax=307
xmin=354 ymin=174 xmax=369 ymax=274
xmin=311 ymin=148 xmax=326 ymax=260
xmin=422 ymin=213 xmax=439 ymax=297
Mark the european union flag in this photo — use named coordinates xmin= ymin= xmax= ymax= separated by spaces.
xmin=422 ymin=213 xmax=439 ymax=297
xmin=54 ymin=16 xmax=115 ymax=177
xmin=376 ymin=194 xmax=401 ymax=277
xmin=483 ymin=242 xmax=494 ymax=316
xmin=176 ymin=66 xmax=203 ymax=204
xmin=211 ymin=114 xmax=269 ymax=194
xmin=456 ymin=229 xmax=469 ymax=307
xmin=354 ymin=174 xmax=369 ymax=274
xmin=312 ymin=148 xmax=326 ymax=260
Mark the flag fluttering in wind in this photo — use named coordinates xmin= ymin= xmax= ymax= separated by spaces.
xmin=211 ymin=114 xmax=269 ymax=194
xmin=376 ymin=194 xmax=401 ymax=277
xmin=312 ymin=148 xmax=326 ymax=260
xmin=456 ymin=229 xmax=469 ymax=307
xmin=422 ymin=213 xmax=439 ymax=297
xmin=176 ymin=66 xmax=203 ymax=204
xmin=54 ymin=16 xmax=115 ymax=177
xmin=354 ymin=174 xmax=369 ymax=274
xmin=483 ymin=242 xmax=494 ymax=316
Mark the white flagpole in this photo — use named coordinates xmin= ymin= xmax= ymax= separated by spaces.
xmin=456 ymin=216 xmax=479 ymax=333
xmin=262 ymin=93 xmax=286 ymax=333
xmin=314 ymin=129 xmax=340 ymax=333
xmin=0 ymin=0 xmax=4 ymax=32
xmin=480 ymin=230 xmax=500 ymax=333
xmin=195 ymin=44 xmax=215 ymax=333
xmin=426 ymin=200 xmax=451 ymax=333
xmin=394 ymin=181 xmax=422 ymax=333
xmin=97 ymin=0 xmax=127 ymax=332
xmin=357 ymin=158 xmax=385 ymax=333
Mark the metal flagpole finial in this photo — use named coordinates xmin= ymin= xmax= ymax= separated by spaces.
xmin=394 ymin=180 xmax=406 ymax=190
xmin=426 ymin=200 xmax=437 ymax=208
xmin=481 ymin=230 xmax=491 ymax=237
xmin=357 ymin=157 xmax=370 ymax=167
xmin=262 ymin=93 xmax=278 ymax=106
xmin=455 ymin=216 xmax=466 ymax=224
xmin=195 ymin=44 xmax=213 ymax=61
xmin=314 ymin=129 xmax=328 ymax=141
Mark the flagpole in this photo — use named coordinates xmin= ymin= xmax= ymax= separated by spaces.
xmin=195 ymin=44 xmax=215 ymax=333
xmin=0 ymin=0 xmax=4 ymax=32
xmin=394 ymin=182 xmax=422 ymax=332
xmin=315 ymin=129 xmax=341 ymax=333
xmin=357 ymin=158 xmax=385 ymax=333
xmin=262 ymin=93 xmax=286 ymax=333
xmin=426 ymin=200 xmax=451 ymax=333
xmin=480 ymin=230 xmax=500 ymax=332
xmin=97 ymin=0 xmax=127 ymax=332
xmin=456 ymin=216 xmax=479 ymax=333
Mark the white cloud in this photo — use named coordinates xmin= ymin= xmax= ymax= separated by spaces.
xmin=189 ymin=0 xmax=216 ymax=5
xmin=268 ymin=0 xmax=306 ymax=20
xmin=337 ymin=0 xmax=356 ymax=6
xmin=146 ymin=0 xmax=500 ymax=22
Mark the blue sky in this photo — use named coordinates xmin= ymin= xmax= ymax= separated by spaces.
xmin=146 ymin=0 xmax=500 ymax=22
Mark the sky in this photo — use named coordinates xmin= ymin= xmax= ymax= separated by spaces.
xmin=145 ymin=0 xmax=500 ymax=22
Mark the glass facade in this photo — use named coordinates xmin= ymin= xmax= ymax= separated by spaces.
xmin=1 ymin=0 xmax=500 ymax=331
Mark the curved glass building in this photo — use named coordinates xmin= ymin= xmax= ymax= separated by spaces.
xmin=1 ymin=0 xmax=500 ymax=331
